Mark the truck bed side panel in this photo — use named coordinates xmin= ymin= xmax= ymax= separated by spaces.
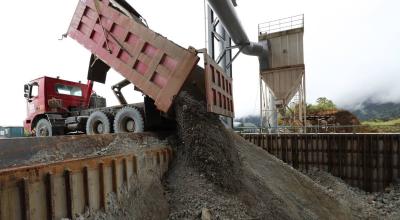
xmin=204 ymin=53 xmax=235 ymax=117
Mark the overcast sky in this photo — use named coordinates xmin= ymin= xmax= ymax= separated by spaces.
xmin=0 ymin=0 xmax=399 ymax=126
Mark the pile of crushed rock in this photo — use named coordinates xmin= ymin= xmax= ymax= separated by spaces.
xmin=303 ymin=168 xmax=400 ymax=219
xmin=164 ymin=92 xmax=374 ymax=219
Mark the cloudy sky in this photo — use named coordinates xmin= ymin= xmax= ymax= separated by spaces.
xmin=0 ymin=0 xmax=399 ymax=126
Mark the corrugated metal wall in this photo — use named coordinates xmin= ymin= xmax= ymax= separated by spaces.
xmin=242 ymin=133 xmax=400 ymax=192
xmin=260 ymin=29 xmax=304 ymax=69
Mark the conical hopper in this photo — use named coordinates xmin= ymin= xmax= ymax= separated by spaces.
xmin=261 ymin=65 xmax=304 ymax=107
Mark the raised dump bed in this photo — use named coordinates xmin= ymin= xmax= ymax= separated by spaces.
xmin=68 ymin=0 xmax=199 ymax=112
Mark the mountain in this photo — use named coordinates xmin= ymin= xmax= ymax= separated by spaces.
xmin=235 ymin=115 xmax=261 ymax=127
xmin=350 ymin=101 xmax=400 ymax=121
xmin=237 ymin=101 xmax=400 ymax=124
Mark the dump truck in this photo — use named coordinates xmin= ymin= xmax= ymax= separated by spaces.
xmin=24 ymin=0 xmax=234 ymax=136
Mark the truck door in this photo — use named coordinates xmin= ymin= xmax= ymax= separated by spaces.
xmin=26 ymin=82 xmax=41 ymax=117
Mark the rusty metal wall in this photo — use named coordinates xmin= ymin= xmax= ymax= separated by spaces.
xmin=242 ymin=133 xmax=400 ymax=192
xmin=0 ymin=146 xmax=171 ymax=220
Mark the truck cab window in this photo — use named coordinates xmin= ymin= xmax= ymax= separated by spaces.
xmin=55 ymin=84 xmax=82 ymax=96
xmin=31 ymin=84 xmax=39 ymax=97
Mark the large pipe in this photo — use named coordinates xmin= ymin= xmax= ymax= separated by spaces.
xmin=207 ymin=0 xmax=269 ymax=70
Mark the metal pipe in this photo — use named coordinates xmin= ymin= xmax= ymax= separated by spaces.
xmin=206 ymin=0 xmax=269 ymax=70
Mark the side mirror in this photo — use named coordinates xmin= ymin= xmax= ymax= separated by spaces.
xmin=24 ymin=84 xmax=29 ymax=93
xmin=24 ymin=84 xmax=31 ymax=100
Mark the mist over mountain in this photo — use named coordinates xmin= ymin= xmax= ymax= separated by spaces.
xmin=346 ymin=99 xmax=400 ymax=121
xmin=235 ymin=115 xmax=261 ymax=127
xmin=236 ymin=98 xmax=400 ymax=123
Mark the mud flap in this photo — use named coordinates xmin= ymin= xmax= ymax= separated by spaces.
xmin=88 ymin=54 xmax=110 ymax=83
xmin=144 ymin=96 xmax=175 ymax=131
xmin=46 ymin=114 xmax=66 ymax=135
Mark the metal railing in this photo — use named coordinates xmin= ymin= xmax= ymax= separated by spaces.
xmin=258 ymin=14 xmax=304 ymax=35
xmin=235 ymin=124 xmax=400 ymax=134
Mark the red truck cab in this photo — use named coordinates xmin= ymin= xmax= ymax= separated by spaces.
xmin=24 ymin=76 xmax=92 ymax=135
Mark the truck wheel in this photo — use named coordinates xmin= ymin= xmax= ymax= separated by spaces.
xmin=114 ymin=107 xmax=144 ymax=133
xmin=86 ymin=111 xmax=111 ymax=135
xmin=35 ymin=119 xmax=53 ymax=137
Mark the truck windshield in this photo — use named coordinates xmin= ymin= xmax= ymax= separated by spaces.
xmin=55 ymin=84 xmax=82 ymax=96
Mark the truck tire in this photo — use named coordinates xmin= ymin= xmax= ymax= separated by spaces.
xmin=35 ymin=118 xmax=53 ymax=137
xmin=114 ymin=107 xmax=144 ymax=133
xmin=86 ymin=111 xmax=112 ymax=135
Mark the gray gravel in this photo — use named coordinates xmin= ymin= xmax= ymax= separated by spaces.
xmin=165 ymin=159 xmax=252 ymax=219
xmin=22 ymin=134 xmax=167 ymax=165
xmin=303 ymin=167 xmax=400 ymax=219
xmin=166 ymin=91 xmax=368 ymax=220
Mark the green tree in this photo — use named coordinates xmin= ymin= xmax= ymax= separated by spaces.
xmin=316 ymin=97 xmax=336 ymax=109
xmin=307 ymin=97 xmax=337 ymax=113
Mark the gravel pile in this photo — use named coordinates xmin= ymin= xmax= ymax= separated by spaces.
xmin=19 ymin=133 xmax=167 ymax=166
xmin=165 ymin=159 xmax=251 ymax=219
xmin=165 ymin=91 xmax=368 ymax=219
xmin=372 ymin=184 xmax=400 ymax=218
xmin=303 ymin=167 xmax=400 ymax=219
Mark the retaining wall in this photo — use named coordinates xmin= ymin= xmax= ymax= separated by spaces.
xmin=242 ymin=133 xmax=400 ymax=192
xmin=0 ymin=145 xmax=171 ymax=220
